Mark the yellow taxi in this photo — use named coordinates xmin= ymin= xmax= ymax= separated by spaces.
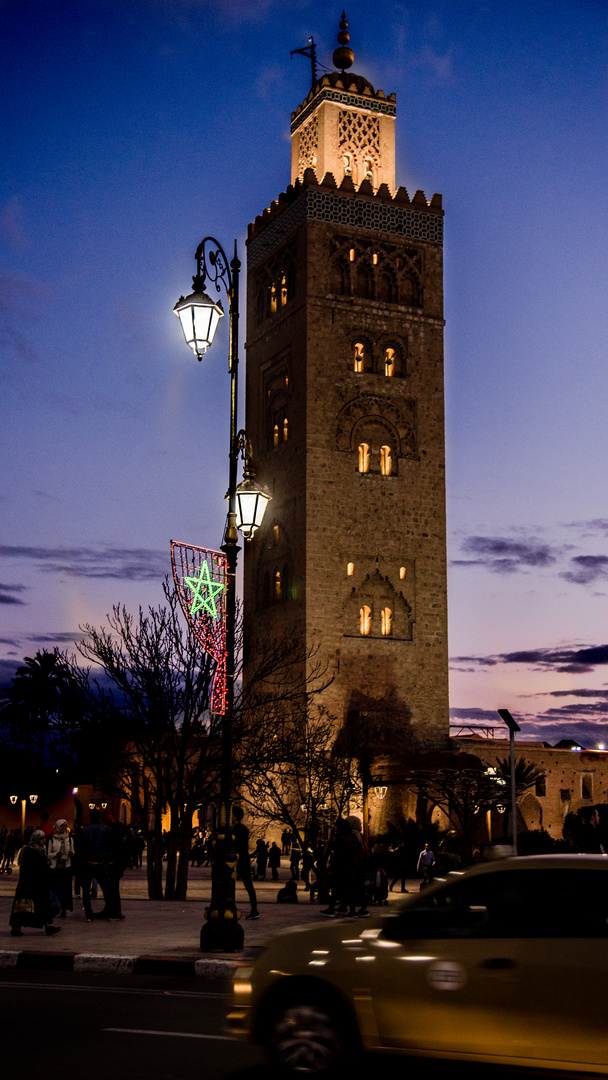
xmin=227 ymin=855 xmax=608 ymax=1074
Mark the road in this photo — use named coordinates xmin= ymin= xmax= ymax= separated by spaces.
xmin=1 ymin=970 xmax=600 ymax=1080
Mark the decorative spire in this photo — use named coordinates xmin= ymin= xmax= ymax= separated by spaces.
xmin=332 ymin=11 xmax=354 ymax=72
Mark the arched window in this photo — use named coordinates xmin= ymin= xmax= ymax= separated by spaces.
xmin=358 ymin=443 xmax=370 ymax=474
xmin=344 ymin=154 xmax=353 ymax=177
xmin=360 ymin=605 xmax=371 ymax=636
xmin=355 ymin=263 xmax=372 ymax=299
xmin=273 ymin=424 xmax=279 ymax=448
xmin=381 ymin=607 xmax=393 ymax=637
xmin=384 ymin=348 xmax=395 ymax=377
xmin=282 ymin=417 xmax=288 ymax=442
xmin=273 ymin=525 xmax=280 ymax=545
xmin=347 ymin=562 xmax=354 ymax=576
xmin=399 ymin=566 xmax=406 ymax=580
xmin=270 ymin=282 xmax=278 ymax=314
xmin=380 ymin=445 xmax=392 ymax=476
xmin=354 ymin=342 xmax=365 ymax=373
xmin=331 ymin=259 xmax=350 ymax=295
xmin=274 ymin=570 xmax=281 ymax=601
xmin=364 ymin=158 xmax=373 ymax=182
xmin=281 ymin=273 xmax=288 ymax=307
xmin=378 ymin=271 xmax=395 ymax=304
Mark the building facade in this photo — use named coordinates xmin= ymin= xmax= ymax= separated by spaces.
xmin=244 ymin=48 xmax=449 ymax=749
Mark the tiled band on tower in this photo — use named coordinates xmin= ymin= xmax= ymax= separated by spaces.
xmin=244 ymin=53 xmax=449 ymax=749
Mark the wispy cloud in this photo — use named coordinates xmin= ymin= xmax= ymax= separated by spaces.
xmin=0 ymin=545 xmax=169 ymax=582
xmin=454 ymin=535 xmax=558 ymax=574
xmin=0 ymin=582 xmax=27 ymax=606
xmin=451 ymin=643 xmax=608 ymax=675
xmin=561 ymin=555 xmax=608 ymax=585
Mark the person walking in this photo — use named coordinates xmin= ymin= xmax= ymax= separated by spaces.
xmin=255 ymin=838 xmax=268 ymax=881
xmin=75 ymin=809 xmax=108 ymax=922
xmin=389 ymin=840 xmax=409 ymax=893
xmin=232 ymin=807 xmax=259 ymax=920
xmin=417 ymin=842 xmax=436 ymax=887
xmin=9 ymin=830 xmax=61 ymax=937
xmin=268 ymin=841 xmax=281 ymax=880
xmin=98 ymin=813 xmax=127 ymax=920
xmin=47 ymin=819 xmax=75 ymax=918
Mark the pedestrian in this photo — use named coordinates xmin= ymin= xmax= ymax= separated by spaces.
xmin=255 ymin=838 xmax=268 ymax=881
xmin=276 ymin=879 xmax=299 ymax=904
xmin=9 ymin=830 xmax=61 ymax=937
xmin=268 ymin=841 xmax=281 ymax=880
xmin=232 ymin=807 xmax=260 ymax=920
xmin=47 ymin=819 xmax=75 ymax=918
xmin=389 ymin=840 xmax=409 ymax=893
xmin=290 ymin=838 xmax=302 ymax=880
xmin=321 ymin=816 xmax=368 ymax=918
xmin=281 ymin=828 xmax=292 ymax=855
xmin=576 ymin=807 xmax=606 ymax=853
xmin=417 ymin=842 xmax=436 ymax=887
xmin=98 ymin=813 xmax=127 ymax=920
xmin=75 ymin=809 xmax=109 ymax=922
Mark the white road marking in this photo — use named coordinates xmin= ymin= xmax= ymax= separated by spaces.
xmin=0 ymin=979 xmax=224 ymax=998
xmin=104 ymin=1028 xmax=234 ymax=1041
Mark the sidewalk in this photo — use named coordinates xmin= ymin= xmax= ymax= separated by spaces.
xmin=0 ymin=864 xmax=419 ymax=979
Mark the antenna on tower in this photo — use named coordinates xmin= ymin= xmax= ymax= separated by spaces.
xmin=290 ymin=35 xmax=318 ymax=90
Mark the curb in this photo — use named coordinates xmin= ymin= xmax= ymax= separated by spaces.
xmin=0 ymin=949 xmax=240 ymax=979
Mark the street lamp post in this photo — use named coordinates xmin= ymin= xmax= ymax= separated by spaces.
xmin=498 ymin=709 xmax=521 ymax=856
xmin=174 ymin=237 xmax=270 ymax=951
xmin=10 ymin=793 xmax=38 ymax=841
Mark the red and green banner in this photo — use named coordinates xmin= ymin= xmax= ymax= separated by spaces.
xmin=171 ymin=541 xmax=228 ymax=714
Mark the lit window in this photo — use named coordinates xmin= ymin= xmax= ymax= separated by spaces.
xmin=399 ymin=566 xmax=406 ymax=580
xmin=270 ymin=283 xmax=277 ymax=314
xmin=384 ymin=348 xmax=395 ymax=377
xmin=354 ymin=342 xmax=364 ymax=373
xmin=582 ymin=775 xmax=593 ymax=800
xmin=372 ymin=252 xmax=378 ymax=266
xmin=273 ymin=525 xmax=280 ymax=545
xmin=283 ymin=417 xmax=288 ymax=442
xmin=284 ymin=376 xmax=289 ymax=388
xmin=274 ymin=570 xmax=281 ymax=600
xmin=358 ymin=443 xmax=370 ymax=473
xmin=349 ymin=248 xmax=356 ymax=262
xmin=381 ymin=607 xmax=392 ymax=636
xmin=360 ymin=605 xmax=371 ymax=636
xmin=380 ymin=445 xmax=392 ymax=476
xmin=273 ymin=424 xmax=279 ymax=448
xmin=281 ymin=273 xmax=288 ymax=307
xmin=347 ymin=562 xmax=354 ymax=576
xmin=364 ymin=158 xmax=373 ymax=181
xmin=344 ymin=154 xmax=353 ymax=176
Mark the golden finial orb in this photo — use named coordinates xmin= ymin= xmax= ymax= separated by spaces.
xmin=332 ymin=11 xmax=354 ymax=71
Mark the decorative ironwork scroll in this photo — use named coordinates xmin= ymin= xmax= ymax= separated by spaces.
xmin=171 ymin=541 xmax=228 ymax=715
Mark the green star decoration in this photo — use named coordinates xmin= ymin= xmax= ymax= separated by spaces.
xmin=184 ymin=560 xmax=225 ymax=619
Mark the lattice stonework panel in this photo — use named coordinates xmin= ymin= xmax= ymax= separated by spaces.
xmin=171 ymin=541 xmax=228 ymax=715
xmin=339 ymin=109 xmax=380 ymax=155
xmin=298 ymin=116 xmax=318 ymax=175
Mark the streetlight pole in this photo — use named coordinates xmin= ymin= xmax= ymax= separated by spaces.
xmin=174 ymin=237 xmax=270 ymax=952
xmin=498 ymin=709 xmax=521 ymax=856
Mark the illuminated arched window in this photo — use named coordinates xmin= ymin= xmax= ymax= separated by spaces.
xmin=380 ymin=445 xmax=392 ymax=476
xmin=354 ymin=341 xmax=365 ymax=373
xmin=282 ymin=417 xmax=288 ymax=442
xmin=344 ymin=154 xmax=353 ymax=177
xmin=399 ymin=566 xmax=406 ymax=580
xmin=273 ymin=424 xmax=279 ymax=448
xmin=281 ymin=273 xmax=288 ymax=307
xmin=364 ymin=158 xmax=373 ymax=182
xmin=381 ymin=607 xmax=393 ymax=637
xmin=384 ymin=348 xmax=395 ymax=377
xmin=360 ymin=605 xmax=371 ymax=636
xmin=358 ymin=443 xmax=370 ymax=474
xmin=273 ymin=525 xmax=280 ymax=545
xmin=349 ymin=247 xmax=356 ymax=262
xmin=347 ymin=562 xmax=354 ymax=576
xmin=274 ymin=570 xmax=281 ymax=601
xmin=270 ymin=282 xmax=278 ymax=314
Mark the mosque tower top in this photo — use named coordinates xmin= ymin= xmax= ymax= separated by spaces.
xmin=290 ymin=13 xmax=396 ymax=193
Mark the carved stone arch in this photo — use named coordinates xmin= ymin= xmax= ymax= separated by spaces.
xmin=345 ymin=569 xmax=413 ymax=640
xmin=519 ymin=791 xmax=543 ymax=831
xmin=349 ymin=331 xmax=374 ymax=374
xmin=377 ymin=267 xmax=397 ymax=304
xmin=330 ymin=255 xmax=351 ymax=296
xmin=351 ymin=415 xmax=399 ymax=475
xmin=336 ymin=393 xmax=417 ymax=459
xmin=354 ymin=259 xmax=374 ymax=300
xmin=377 ymin=335 xmax=407 ymax=378
xmin=400 ymin=268 xmax=423 ymax=308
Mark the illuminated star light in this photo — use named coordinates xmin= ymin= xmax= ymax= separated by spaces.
xmin=184 ymin=560 xmax=225 ymax=619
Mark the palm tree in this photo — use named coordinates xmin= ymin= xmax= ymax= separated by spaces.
xmin=496 ymin=757 xmax=546 ymax=839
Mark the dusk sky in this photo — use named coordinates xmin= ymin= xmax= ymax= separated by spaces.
xmin=1 ymin=0 xmax=607 ymax=747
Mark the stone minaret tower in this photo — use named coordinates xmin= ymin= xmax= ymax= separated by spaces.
xmin=244 ymin=17 xmax=449 ymax=749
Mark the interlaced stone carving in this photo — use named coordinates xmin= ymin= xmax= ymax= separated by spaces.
xmin=298 ymin=116 xmax=318 ymax=176
xmin=339 ymin=109 xmax=380 ymax=155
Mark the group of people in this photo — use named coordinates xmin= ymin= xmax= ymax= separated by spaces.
xmin=8 ymin=809 xmax=129 ymax=937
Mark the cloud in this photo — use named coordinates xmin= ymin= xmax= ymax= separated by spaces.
xmin=451 ymin=643 xmax=608 ymax=675
xmin=0 ymin=583 xmax=27 ymax=605
xmin=561 ymin=555 xmax=608 ymax=586
xmin=454 ymin=535 xmax=558 ymax=574
xmin=0 ymin=545 xmax=170 ymax=582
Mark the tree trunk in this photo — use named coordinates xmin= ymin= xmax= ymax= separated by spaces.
xmin=175 ymin=814 xmax=192 ymax=901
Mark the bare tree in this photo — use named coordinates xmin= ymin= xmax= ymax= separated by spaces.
xmin=77 ymin=580 xmax=218 ymax=900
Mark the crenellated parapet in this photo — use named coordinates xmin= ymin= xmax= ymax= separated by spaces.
xmin=247 ymin=169 xmax=443 ymax=268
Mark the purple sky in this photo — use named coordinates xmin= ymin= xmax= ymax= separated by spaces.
xmin=1 ymin=0 xmax=607 ymax=747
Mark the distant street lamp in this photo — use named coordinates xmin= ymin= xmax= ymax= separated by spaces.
xmin=10 ymin=793 xmax=38 ymax=841
xmin=498 ymin=709 xmax=521 ymax=856
xmin=174 ymin=237 xmax=270 ymax=951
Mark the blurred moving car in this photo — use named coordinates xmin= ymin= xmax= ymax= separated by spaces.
xmin=227 ymin=855 xmax=608 ymax=1075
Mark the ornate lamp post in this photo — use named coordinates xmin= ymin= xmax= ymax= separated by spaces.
xmin=174 ymin=237 xmax=270 ymax=951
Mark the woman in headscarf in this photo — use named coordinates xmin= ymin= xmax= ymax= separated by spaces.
xmin=48 ymin=819 xmax=75 ymax=918
xmin=9 ymin=830 xmax=61 ymax=937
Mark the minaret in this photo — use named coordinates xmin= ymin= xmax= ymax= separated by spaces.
xmin=244 ymin=17 xmax=449 ymax=749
